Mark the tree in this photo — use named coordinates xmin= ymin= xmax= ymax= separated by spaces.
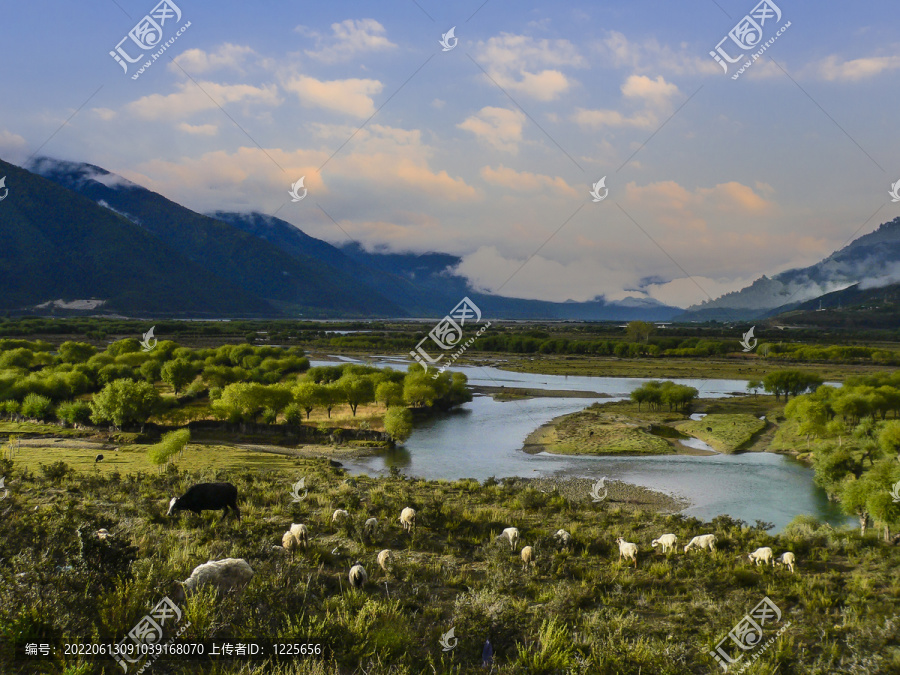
xmin=841 ymin=475 xmax=872 ymax=535
xmin=320 ymin=383 xmax=344 ymax=419
xmin=785 ymin=397 xmax=829 ymax=449
xmin=625 ymin=321 xmax=655 ymax=344
xmin=403 ymin=370 xmax=437 ymax=408
xmin=21 ymin=393 xmax=53 ymax=421
xmin=293 ymin=381 xmax=324 ymax=419
xmin=338 ymin=373 xmax=375 ymax=416
xmin=147 ymin=429 xmax=191 ymax=472
xmin=161 ymin=359 xmax=196 ymax=395
xmin=877 ymin=420 xmax=900 ymax=457
xmin=90 ymin=379 xmax=161 ymax=431
xmin=58 ymin=341 xmax=96 ymax=364
xmin=383 ymin=407 xmax=413 ymax=443
xmin=746 ymin=379 xmax=762 ymax=398
xmin=56 ymin=400 xmax=92 ymax=427
xmin=375 ymin=381 xmax=404 ymax=408
xmin=630 ymin=387 xmax=650 ymax=411
xmin=140 ymin=359 xmax=163 ymax=383
xmin=212 ymin=382 xmax=292 ymax=423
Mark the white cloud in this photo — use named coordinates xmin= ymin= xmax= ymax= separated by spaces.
xmin=127 ymin=81 xmax=280 ymax=120
xmin=457 ymin=107 xmax=525 ymax=152
xmin=177 ymin=122 xmax=218 ymax=135
xmin=574 ymin=75 xmax=680 ymax=129
xmin=92 ymin=108 xmax=117 ymax=121
xmin=301 ymin=19 xmax=396 ymax=63
xmin=171 ymin=44 xmax=257 ymax=74
xmin=282 ymin=75 xmax=382 ymax=118
xmin=594 ymin=31 xmax=721 ymax=76
xmin=480 ymin=165 xmax=578 ymax=197
xmin=473 ymin=33 xmax=583 ymax=101
xmin=810 ymin=54 xmax=900 ymax=81
xmin=0 ymin=130 xmax=28 ymax=164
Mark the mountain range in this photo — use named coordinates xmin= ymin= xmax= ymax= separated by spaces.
xmin=0 ymin=156 xmax=680 ymax=320
xmin=676 ymin=217 xmax=900 ymax=322
xmin=3 ymin=154 xmax=900 ymax=322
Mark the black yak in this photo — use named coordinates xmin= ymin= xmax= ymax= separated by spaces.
xmin=167 ymin=482 xmax=240 ymax=520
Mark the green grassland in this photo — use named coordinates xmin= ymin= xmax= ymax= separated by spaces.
xmin=525 ymin=396 xmax=801 ymax=457
xmin=525 ymin=402 xmax=684 ymax=456
xmin=1 ymin=460 xmax=898 ymax=674
xmin=676 ymin=414 xmax=768 ymax=453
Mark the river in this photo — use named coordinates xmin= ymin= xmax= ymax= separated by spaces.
xmin=311 ymin=358 xmax=851 ymax=532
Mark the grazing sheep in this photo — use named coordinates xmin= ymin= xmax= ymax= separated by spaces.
xmin=332 ymin=509 xmax=349 ymax=525
xmin=399 ymin=507 xmax=416 ymax=533
xmin=167 ymin=482 xmax=240 ymax=521
xmin=172 ymin=558 xmax=254 ymax=603
xmin=553 ymin=529 xmax=573 ymax=551
xmin=95 ymin=528 xmax=113 ymax=540
xmin=615 ymin=537 xmax=638 ymax=568
xmin=651 ymin=533 xmax=678 ymax=553
xmin=775 ymin=551 xmax=796 ymax=573
xmin=521 ymin=545 xmax=535 ymax=571
xmin=748 ymin=546 xmax=775 ymax=567
xmin=377 ymin=549 xmax=394 ymax=574
xmin=95 ymin=454 xmax=104 ymax=463
xmin=364 ymin=517 xmax=378 ymax=536
xmin=683 ymin=534 xmax=717 ymax=554
xmin=282 ymin=523 xmax=308 ymax=554
xmin=349 ymin=561 xmax=368 ymax=589
xmin=499 ymin=527 xmax=520 ymax=551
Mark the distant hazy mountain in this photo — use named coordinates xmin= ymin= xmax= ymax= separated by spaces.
xmin=12 ymin=155 xmax=682 ymax=320
xmin=213 ymin=212 xmax=682 ymax=320
xmin=677 ymin=217 xmax=900 ymax=321
xmin=0 ymin=158 xmax=267 ymax=316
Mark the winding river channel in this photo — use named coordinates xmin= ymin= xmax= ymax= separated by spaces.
xmin=312 ymin=358 xmax=851 ymax=532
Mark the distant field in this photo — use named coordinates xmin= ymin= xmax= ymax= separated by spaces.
xmin=7 ymin=441 xmax=316 ymax=475
xmin=493 ymin=354 xmax=878 ymax=381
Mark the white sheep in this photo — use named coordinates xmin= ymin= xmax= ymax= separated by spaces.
xmin=499 ymin=527 xmax=520 ymax=551
xmin=553 ymin=529 xmax=573 ymax=550
xmin=748 ymin=546 xmax=774 ymax=567
xmin=349 ymin=561 xmax=368 ymax=589
xmin=683 ymin=534 xmax=717 ymax=554
xmin=521 ymin=545 xmax=535 ymax=571
xmin=172 ymin=558 xmax=254 ymax=603
xmin=332 ymin=509 xmax=349 ymax=525
xmin=615 ymin=537 xmax=638 ymax=568
xmin=775 ymin=551 xmax=796 ymax=573
xmin=399 ymin=507 xmax=416 ymax=533
xmin=364 ymin=517 xmax=378 ymax=536
xmin=95 ymin=528 xmax=113 ymax=540
xmin=651 ymin=533 xmax=678 ymax=553
xmin=377 ymin=549 xmax=394 ymax=574
xmin=282 ymin=523 xmax=308 ymax=554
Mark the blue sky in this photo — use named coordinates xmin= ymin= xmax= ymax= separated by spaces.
xmin=1 ymin=0 xmax=899 ymax=308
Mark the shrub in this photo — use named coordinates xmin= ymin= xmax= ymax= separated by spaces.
xmin=21 ymin=393 xmax=53 ymax=421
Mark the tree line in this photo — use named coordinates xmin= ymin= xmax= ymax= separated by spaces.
xmin=783 ymin=372 xmax=900 ymax=539
xmin=0 ymin=338 xmax=471 ymax=443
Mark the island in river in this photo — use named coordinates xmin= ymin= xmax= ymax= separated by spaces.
xmin=523 ymin=395 xmax=783 ymax=456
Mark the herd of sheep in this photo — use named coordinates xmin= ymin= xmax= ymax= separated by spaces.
xmin=147 ymin=482 xmax=798 ymax=603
